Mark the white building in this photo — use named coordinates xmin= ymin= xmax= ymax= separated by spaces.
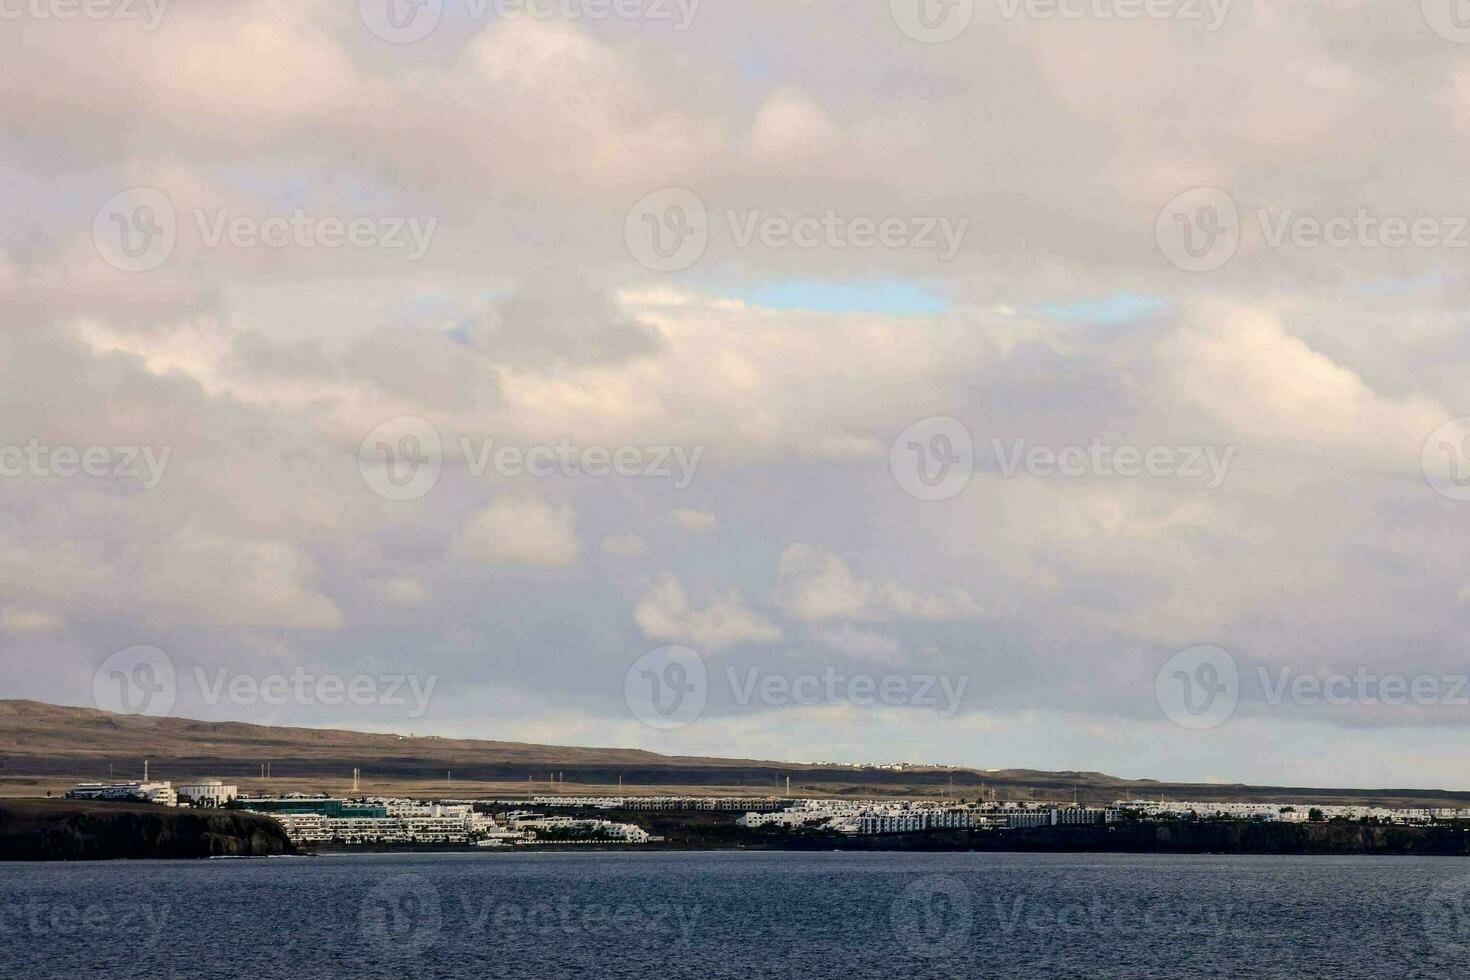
xmin=176 ymin=780 xmax=239 ymax=808
xmin=254 ymin=798 xmax=503 ymax=846
xmin=1114 ymin=799 xmax=1463 ymax=825
xmin=66 ymin=781 xmax=178 ymax=807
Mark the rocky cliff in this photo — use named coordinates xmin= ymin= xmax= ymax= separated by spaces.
xmin=0 ymin=799 xmax=296 ymax=860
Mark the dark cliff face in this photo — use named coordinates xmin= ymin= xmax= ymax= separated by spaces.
xmin=0 ymin=800 xmax=296 ymax=861
xmin=1129 ymin=820 xmax=1470 ymax=855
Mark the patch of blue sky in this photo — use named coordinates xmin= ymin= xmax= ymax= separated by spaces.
xmin=1357 ymin=268 xmax=1452 ymax=295
xmin=732 ymin=279 xmax=951 ymax=316
xmin=1033 ymin=290 xmax=1167 ymax=325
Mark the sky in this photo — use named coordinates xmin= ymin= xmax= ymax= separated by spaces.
xmin=5 ymin=0 xmax=1470 ymax=790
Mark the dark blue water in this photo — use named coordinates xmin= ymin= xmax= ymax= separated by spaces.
xmin=3 ymin=851 xmax=1470 ymax=978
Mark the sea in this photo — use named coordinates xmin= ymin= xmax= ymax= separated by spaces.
xmin=3 ymin=851 xmax=1469 ymax=979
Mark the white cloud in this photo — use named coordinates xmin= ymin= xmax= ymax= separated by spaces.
xmin=671 ymin=508 xmax=719 ymax=533
xmin=372 ymin=577 xmax=430 ymax=606
xmin=1 ymin=609 xmax=64 ymax=635
xmin=601 ymin=534 xmax=648 ymax=559
xmin=634 ymin=575 xmax=782 ymax=651
xmin=142 ymin=528 xmax=344 ymax=631
xmin=811 ymin=624 xmax=904 ymax=663
xmin=455 ymin=499 xmax=579 ymax=568
xmin=1160 ymin=304 xmax=1445 ymax=464
xmin=775 ymin=545 xmax=986 ymax=623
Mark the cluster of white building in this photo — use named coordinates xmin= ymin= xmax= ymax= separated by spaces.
xmin=526 ymin=796 xmax=784 ymax=812
xmin=237 ymin=797 xmax=653 ymax=847
xmin=1117 ymin=799 xmax=1470 ymax=825
xmin=265 ymin=801 xmax=497 ymax=845
xmin=65 ymin=777 xmax=238 ymax=809
xmin=739 ymin=795 xmax=1470 ymax=835
xmin=498 ymin=812 xmax=652 ymax=844
xmin=738 ymin=800 xmax=1121 ymax=835
xmin=67 ymin=771 xmax=1470 ymax=846
xmin=67 ymin=780 xmax=179 ymax=807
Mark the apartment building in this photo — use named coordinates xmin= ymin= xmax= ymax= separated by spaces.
xmin=66 ymin=781 xmax=178 ymax=807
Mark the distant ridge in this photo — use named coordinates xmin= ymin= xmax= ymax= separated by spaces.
xmin=2 ymin=698 xmax=1468 ymax=808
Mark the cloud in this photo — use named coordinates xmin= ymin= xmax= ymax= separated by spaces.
xmin=1159 ymin=304 xmax=1445 ymax=463
xmin=601 ymin=534 xmax=649 ymax=558
xmin=671 ymin=508 xmax=719 ymax=533
xmin=811 ymin=624 xmax=904 ymax=663
xmin=455 ymin=499 xmax=579 ymax=568
xmin=372 ymin=577 xmax=430 ymax=606
xmin=473 ymin=271 xmax=664 ymax=368
xmin=1 ymin=609 xmax=65 ymax=635
xmin=775 ymin=545 xmax=987 ymax=623
xmin=141 ymin=528 xmax=345 ymax=630
xmin=633 ymin=575 xmax=782 ymax=651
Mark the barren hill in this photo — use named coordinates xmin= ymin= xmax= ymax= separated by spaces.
xmin=3 ymin=699 xmax=1467 ymax=808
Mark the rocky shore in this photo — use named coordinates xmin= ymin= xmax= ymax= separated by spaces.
xmin=0 ymin=799 xmax=296 ymax=861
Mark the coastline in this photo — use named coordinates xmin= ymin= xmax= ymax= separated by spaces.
xmin=12 ymin=796 xmax=1470 ymax=862
xmin=299 ymin=820 xmax=1470 ymax=859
